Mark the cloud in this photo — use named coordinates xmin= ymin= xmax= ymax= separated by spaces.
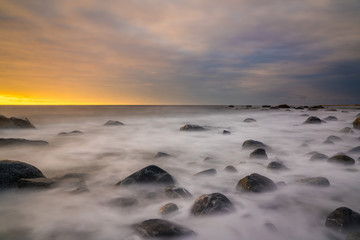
xmin=0 ymin=0 xmax=359 ymax=104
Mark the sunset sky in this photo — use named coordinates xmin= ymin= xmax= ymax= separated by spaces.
xmin=0 ymin=0 xmax=359 ymax=105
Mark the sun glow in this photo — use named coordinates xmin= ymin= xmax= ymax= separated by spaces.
xmin=0 ymin=94 xmax=100 ymax=105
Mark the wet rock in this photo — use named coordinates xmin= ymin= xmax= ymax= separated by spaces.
xmin=228 ymin=105 xmax=234 ymax=108
xmin=242 ymin=140 xmax=269 ymax=150
xmin=250 ymin=148 xmax=268 ymax=159
xmin=310 ymin=153 xmax=329 ymax=161
xmin=296 ymin=177 xmax=330 ymax=187
xmin=0 ymin=160 xmax=45 ymax=189
xmin=115 ymin=165 xmax=175 ymax=186
xmin=135 ymin=219 xmax=195 ymax=238
xmin=327 ymin=136 xmax=342 ymax=142
xmin=262 ymin=105 xmax=271 ymax=108
xmin=236 ymin=173 xmax=277 ymax=193
xmin=194 ymin=168 xmax=216 ymax=176
xmin=154 ymin=152 xmax=171 ymax=159
xmin=244 ymin=118 xmax=256 ymax=123
xmin=267 ymin=161 xmax=289 ymax=170
xmin=109 ymin=197 xmax=138 ymax=207
xmin=353 ymin=118 xmax=360 ymax=129
xmin=324 ymin=139 xmax=334 ymax=144
xmin=0 ymin=115 xmax=35 ymax=129
xmin=223 ymin=130 xmax=231 ymax=134
xmin=18 ymin=178 xmax=56 ymax=188
xmin=325 ymin=207 xmax=360 ymax=233
xmin=224 ymin=165 xmax=237 ymax=172
xmin=324 ymin=116 xmax=338 ymax=121
xmin=164 ymin=186 xmax=192 ymax=199
xmin=159 ymin=203 xmax=179 ymax=215
xmin=340 ymin=127 xmax=355 ymax=134
xmin=311 ymin=105 xmax=324 ymax=109
xmin=264 ymin=222 xmax=278 ymax=232
xmin=348 ymin=146 xmax=360 ymax=154
xmin=277 ymin=104 xmax=291 ymax=108
xmin=328 ymin=154 xmax=355 ymax=165
xmin=58 ymin=130 xmax=83 ymax=136
xmin=304 ymin=116 xmax=322 ymax=124
xmin=347 ymin=232 xmax=360 ymax=240
xmin=180 ymin=124 xmax=206 ymax=131
xmin=191 ymin=193 xmax=234 ymax=216
xmin=56 ymin=172 xmax=87 ymax=180
xmin=0 ymin=138 xmax=48 ymax=147
xmin=104 ymin=120 xmax=124 ymax=126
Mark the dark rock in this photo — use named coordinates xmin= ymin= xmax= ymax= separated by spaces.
xmin=154 ymin=152 xmax=171 ymax=159
xmin=262 ymin=105 xmax=271 ymax=108
xmin=0 ymin=138 xmax=48 ymax=147
xmin=295 ymin=106 xmax=305 ymax=110
xmin=267 ymin=161 xmax=289 ymax=170
xmin=328 ymin=155 xmax=355 ymax=165
xmin=191 ymin=193 xmax=234 ymax=216
xmin=324 ymin=139 xmax=334 ymax=144
xmin=223 ymin=130 xmax=231 ymax=134
xmin=324 ymin=116 xmax=338 ymax=121
xmin=250 ymin=148 xmax=268 ymax=159
xmin=0 ymin=115 xmax=35 ymax=129
xmin=164 ymin=186 xmax=192 ymax=199
xmin=18 ymin=178 xmax=56 ymax=188
xmin=348 ymin=146 xmax=360 ymax=154
xmin=304 ymin=116 xmax=322 ymax=124
xmin=242 ymin=140 xmax=269 ymax=150
xmin=310 ymin=153 xmax=329 ymax=161
xmin=277 ymin=104 xmax=291 ymax=108
xmin=327 ymin=136 xmax=342 ymax=142
xmin=203 ymin=156 xmax=216 ymax=162
xmin=353 ymin=118 xmax=360 ymax=129
xmin=115 ymin=165 xmax=175 ymax=186
xmin=325 ymin=207 xmax=360 ymax=233
xmin=194 ymin=168 xmax=216 ymax=176
xmin=244 ymin=118 xmax=256 ymax=123
xmin=246 ymin=105 xmax=252 ymax=108
xmin=347 ymin=232 xmax=360 ymax=240
xmin=58 ymin=130 xmax=83 ymax=136
xmin=264 ymin=222 xmax=278 ymax=232
xmin=135 ymin=219 xmax=195 ymax=238
xmin=0 ymin=160 xmax=45 ymax=189
xmin=308 ymin=108 xmax=318 ymax=111
xmin=224 ymin=165 xmax=237 ymax=172
xmin=180 ymin=124 xmax=206 ymax=131
xmin=311 ymin=105 xmax=324 ymax=109
xmin=236 ymin=173 xmax=277 ymax=193
xmin=296 ymin=177 xmax=330 ymax=187
xmin=104 ymin=120 xmax=124 ymax=126
xmin=109 ymin=197 xmax=138 ymax=207
xmin=340 ymin=127 xmax=355 ymax=134
xmin=56 ymin=172 xmax=87 ymax=180
xmin=228 ymin=105 xmax=234 ymax=108
xmin=159 ymin=203 xmax=179 ymax=215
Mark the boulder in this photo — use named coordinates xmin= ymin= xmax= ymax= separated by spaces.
xmin=164 ymin=186 xmax=192 ymax=199
xmin=250 ymin=148 xmax=268 ymax=159
xmin=267 ymin=161 xmax=289 ymax=170
xmin=236 ymin=173 xmax=277 ymax=193
xmin=115 ymin=165 xmax=175 ymax=186
xmin=324 ymin=116 xmax=338 ymax=121
xmin=0 ymin=138 xmax=48 ymax=147
xmin=223 ymin=130 xmax=231 ymax=134
xmin=296 ymin=177 xmax=330 ymax=187
xmin=135 ymin=219 xmax=195 ymax=238
xmin=194 ymin=168 xmax=216 ymax=177
xmin=180 ymin=124 xmax=206 ymax=131
xmin=324 ymin=139 xmax=334 ymax=145
xmin=58 ymin=130 xmax=83 ymax=136
xmin=108 ymin=197 xmax=138 ymax=207
xmin=18 ymin=178 xmax=56 ymax=188
xmin=244 ymin=118 xmax=256 ymax=123
xmin=304 ymin=116 xmax=322 ymax=124
xmin=311 ymin=105 xmax=324 ymax=109
xmin=353 ymin=118 xmax=360 ymax=129
xmin=328 ymin=155 xmax=355 ymax=165
xmin=191 ymin=193 xmax=234 ymax=216
xmin=310 ymin=153 xmax=329 ymax=161
xmin=340 ymin=127 xmax=354 ymax=134
xmin=326 ymin=136 xmax=342 ymax=142
xmin=0 ymin=115 xmax=35 ymax=129
xmin=0 ymin=160 xmax=45 ymax=189
xmin=277 ymin=104 xmax=291 ymax=108
xmin=325 ymin=207 xmax=360 ymax=233
xmin=242 ymin=140 xmax=269 ymax=150
xmin=224 ymin=165 xmax=237 ymax=172
xmin=104 ymin=120 xmax=124 ymax=126
xmin=262 ymin=105 xmax=271 ymax=108
xmin=159 ymin=203 xmax=179 ymax=215
xmin=154 ymin=152 xmax=171 ymax=159
xmin=348 ymin=146 xmax=360 ymax=154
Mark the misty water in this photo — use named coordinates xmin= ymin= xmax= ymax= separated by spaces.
xmin=0 ymin=105 xmax=359 ymax=240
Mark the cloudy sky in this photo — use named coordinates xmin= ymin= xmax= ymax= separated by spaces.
xmin=0 ymin=0 xmax=359 ymax=105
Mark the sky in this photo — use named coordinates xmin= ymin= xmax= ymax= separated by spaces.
xmin=0 ymin=0 xmax=359 ymax=105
